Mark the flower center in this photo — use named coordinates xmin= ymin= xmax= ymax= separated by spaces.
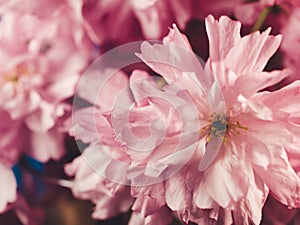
xmin=200 ymin=113 xmax=248 ymax=143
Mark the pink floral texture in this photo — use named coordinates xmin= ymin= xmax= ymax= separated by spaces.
xmin=68 ymin=0 xmax=196 ymax=46
xmin=0 ymin=0 xmax=93 ymax=161
xmin=0 ymin=110 xmax=23 ymax=213
xmin=281 ymin=8 xmax=300 ymax=84
xmin=67 ymin=69 xmax=177 ymax=224
xmin=0 ymin=163 xmax=17 ymax=213
xmin=69 ymin=14 xmax=300 ymax=225
xmin=134 ymin=15 xmax=300 ymax=224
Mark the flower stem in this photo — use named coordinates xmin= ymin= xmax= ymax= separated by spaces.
xmin=251 ymin=6 xmax=271 ymax=32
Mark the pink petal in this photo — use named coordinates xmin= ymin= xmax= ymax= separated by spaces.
xmin=131 ymin=0 xmax=172 ymax=39
xmin=205 ymin=15 xmax=242 ymax=61
xmin=233 ymin=69 xmax=290 ymax=98
xmin=129 ymin=207 xmax=173 ymax=225
xmin=132 ymin=195 xmax=165 ymax=218
xmin=77 ymin=69 xmax=132 ymax=112
xmin=72 ymin=107 xmax=119 ymax=147
xmin=29 ymin=129 xmax=65 ymax=162
xmin=225 ymin=28 xmax=282 ymax=75
xmin=203 ymin=145 xmax=252 ymax=208
xmin=0 ymin=164 xmax=17 ymax=212
xmin=250 ymin=138 xmax=300 ymax=207
xmin=259 ymin=80 xmax=300 ymax=114
xmin=137 ymin=24 xmax=213 ymax=90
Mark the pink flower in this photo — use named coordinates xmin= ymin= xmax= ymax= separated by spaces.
xmin=69 ymin=13 xmax=300 ymax=225
xmin=132 ymin=15 xmax=300 ymax=224
xmin=0 ymin=0 xmax=93 ymax=162
xmin=68 ymin=0 xmax=194 ymax=47
xmin=65 ymin=145 xmax=134 ymax=220
xmin=68 ymin=70 xmax=177 ymax=223
xmin=192 ymin=0 xmax=244 ymax=20
xmin=281 ymin=8 xmax=300 ymax=84
xmin=128 ymin=207 xmax=172 ymax=225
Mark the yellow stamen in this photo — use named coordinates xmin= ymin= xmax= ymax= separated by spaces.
xmin=199 ymin=113 xmax=248 ymax=144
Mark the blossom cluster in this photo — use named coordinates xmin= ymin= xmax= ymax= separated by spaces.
xmin=1 ymin=0 xmax=300 ymax=225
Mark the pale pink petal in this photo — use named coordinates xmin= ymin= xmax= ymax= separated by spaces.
xmin=131 ymin=0 xmax=173 ymax=39
xmin=232 ymin=69 xmax=290 ymax=98
xmin=165 ymin=164 xmax=202 ymax=223
xmin=205 ymin=14 xmax=242 ymax=62
xmin=25 ymin=101 xmax=62 ymax=132
xmin=132 ymin=195 xmax=165 ymax=218
xmin=72 ymin=107 xmax=119 ymax=147
xmin=249 ymin=137 xmax=300 ymax=207
xmin=29 ymin=129 xmax=65 ymax=162
xmin=0 ymin=164 xmax=17 ymax=212
xmin=203 ymin=149 xmax=251 ymax=209
xmin=236 ymin=167 xmax=268 ymax=225
xmin=129 ymin=208 xmax=173 ymax=225
xmin=92 ymin=187 xmax=133 ymax=220
xmin=258 ymin=80 xmax=300 ymax=114
xmin=225 ymin=28 xmax=282 ymax=75
xmin=137 ymin=24 xmax=212 ymax=90
xmin=3 ymin=90 xmax=41 ymax=120
xmin=193 ymin=179 xmax=216 ymax=209
xmin=255 ymin=157 xmax=300 ymax=207
xmin=78 ymin=69 xmax=132 ymax=111
xmin=65 ymin=146 xmax=133 ymax=220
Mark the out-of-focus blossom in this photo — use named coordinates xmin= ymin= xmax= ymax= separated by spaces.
xmin=193 ymin=0 xmax=243 ymax=19
xmin=0 ymin=0 xmax=93 ymax=162
xmin=281 ymin=8 xmax=300 ymax=84
xmin=0 ymin=110 xmax=22 ymax=213
xmin=68 ymin=0 xmax=196 ymax=47
xmin=0 ymin=163 xmax=17 ymax=213
xmin=2 ymin=194 xmax=44 ymax=225
xmin=234 ymin=0 xmax=300 ymax=29
xmin=0 ymin=0 xmax=93 ymax=216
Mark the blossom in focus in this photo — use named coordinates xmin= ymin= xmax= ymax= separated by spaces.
xmin=69 ymin=13 xmax=300 ymax=224
xmin=116 ymin=15 xmax=300 ymax=224
xmin=66 ymin=70 xmax=175 ymax=224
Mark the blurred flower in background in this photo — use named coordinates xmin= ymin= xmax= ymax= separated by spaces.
xmin=0 ymin=0 xmax=300 ymax=225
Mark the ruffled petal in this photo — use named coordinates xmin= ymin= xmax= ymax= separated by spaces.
xmin=205 ymin=15 xmax=242 ymax=61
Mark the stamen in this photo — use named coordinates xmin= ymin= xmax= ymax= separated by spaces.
xmin=199 ymin=113 xmax=248 ymax=144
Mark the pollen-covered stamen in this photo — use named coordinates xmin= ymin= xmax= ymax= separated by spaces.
xmin=210 ymin=113 xmax=227 ymax=137
xmin=1 ymin=65 xmax=32 ymax=95
xmin=227 ymin=120 xmax=248 ymax=135
xmin=200 ymin=113 xmax=248 ymax=143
